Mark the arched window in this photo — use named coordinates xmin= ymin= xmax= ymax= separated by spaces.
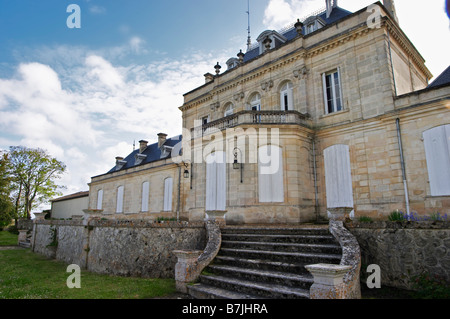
xmin=280 ymin=82 xmax=294 ymax=111
xmin=258 ymin=145 xmax=284 ymax=203
xmin=141 ymin=181 xmax=150 ymax=212
xmin=224 ymin=103 xmax=234 ymax=117
xmin=423 ymin=124 xmax=450 ymax=196
xmin=163 ymin=178 xmax=173 ymax=211
xmin=249 ymin=93 xmax=261 ymax=111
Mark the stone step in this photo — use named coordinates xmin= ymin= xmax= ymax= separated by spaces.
xmin=222 ymin=233 xmax=338 ymax=245
xmin=18 ymin=241 xmax=31 ymax=248
xmin=207 ymin=264 xmax=314 ymax=289
xmin=214 ymin=255 xmax=313 ymax=275
xmin=199 ymin=274 xmax=310 ymax=299
xmin=222 ymin=226 xmax=330 ymax=236
xmin=221 ymin=240 xmax=342 ymax=254
xmin=188 ymin=283 xmax=259 ymax=299
xmin=219 ymin=247 xmax=342 ymax=265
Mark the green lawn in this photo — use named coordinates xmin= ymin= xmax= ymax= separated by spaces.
xmin=0 ymin=230 xmax=18 ymax=246
xmin=0 ymin=248 xmax=177 ymax=299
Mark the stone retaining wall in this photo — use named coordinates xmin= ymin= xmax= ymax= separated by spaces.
xmin=346 ymin=221 xmax=450 ymax=290
xmin=32 ymin=219 xmax=206 ymax=278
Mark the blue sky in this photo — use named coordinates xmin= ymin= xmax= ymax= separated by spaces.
xmin=0 ymin=0 xmax=449 ymax=210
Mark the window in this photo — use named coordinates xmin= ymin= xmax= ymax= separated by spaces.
xmin=116 ymin=186 xmax=124 ymax=213
xmin=249 ymin=93 xmax=262 ymax=123
xmin=423 ymin=125 xmax=450 ymax=196
xmin=202 ymin=116 xmax=209 ymax=125
xmin=163 ymin=178 xmax=173 ymax=211
xmin=258 ymin=145 xmax=284 ymax=203
xmin=322 ymin=69 xmax=343 ymax=114
xmin=205 ymin=151 xmax=227 ymax=211
xmin=324 ymin=145 xmax=354 ymax=215
xmin=280 ymin=82 xmax=294 ymax=111
xmin=141 ymin=182 xmax=149 ymax=212
xmin=224 ymin=103 xmax=234 ymax=117
xmin=96 ymin=189 xmax=103 ymax=210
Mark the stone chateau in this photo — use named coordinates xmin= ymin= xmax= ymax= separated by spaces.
xmin=86 ymin=0 xmax=449 ymax=224
xmin=28 ymin=0 xmax=450 ymax=299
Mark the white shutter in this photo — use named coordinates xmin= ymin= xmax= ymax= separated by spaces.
xmin=216 ymin=152 xmax=227 ymax=210
xmin=287 ymin=89 xmax=294 ymax=111
xmin=259 ymin=145 xmax=284 ymax=203
xmin=324 ymin=144 xmax=354 ymax=208
xmin=141 ymin=182 xmax=149 ymax=212
xmin=423 ymin=125 xmax=450 ymax=196
xmin=97 ymin=189 xmax=103 ymax=210
xmin=163 ymin=178 xmax=173 ymax=211
xmin=322 ymin=73 xmax=328 ymax=113
xmin=116 ymin=186 xmax=124 ymax=213
xmin=205 ymin=152 xmax=227 ymax=211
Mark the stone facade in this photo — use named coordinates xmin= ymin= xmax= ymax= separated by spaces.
xmin=82 ymin=2 xmax=448 ymax=225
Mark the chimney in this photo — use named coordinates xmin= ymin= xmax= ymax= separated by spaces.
xmin=383 ymin=0 xmax=399 ymax=24
xmin=157 ymin=133 xmax=167 ymax=148
xmin=326 ymin=0 xmax=337 ymax=18
xmin=139 ymin=140 xmax=148 ymax=153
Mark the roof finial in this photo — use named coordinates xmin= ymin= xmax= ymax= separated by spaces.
xmin=246 ymin=0 xmax=252 ymax=52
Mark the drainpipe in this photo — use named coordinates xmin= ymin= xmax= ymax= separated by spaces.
xmin=177 ymin=164 xmax=181 ymax=222
xmin=387 ymin=29 xmax=397 ymax=97
xmin=396 ymin=118 xmax=410 ymax=216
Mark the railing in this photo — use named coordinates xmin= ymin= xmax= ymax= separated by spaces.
xmin=191 ymin=110 xmax=310 ymax=137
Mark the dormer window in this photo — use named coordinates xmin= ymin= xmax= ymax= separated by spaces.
xmin=303 ymin=16 xmax=326 ymax=35
xmin=256 ymin=30 xmax=287 ymax=54
xmin=135 ymin=153 xmax=147 ymax=165
xmin=226 ymin=58 xmax=239 ymax=71
xmin=161 ymin=145 xmax=173 ymax=158
xmin=115 ymin=157 xmax=127 ymax=171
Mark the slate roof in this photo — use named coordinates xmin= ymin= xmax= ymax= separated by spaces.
xmin=427 ymin=65 xmax=450 ymax=89
xmin=106 ymin=135 xmax=182 ymax=174
xmin=243 ymin=7 xmax=352 ymax=63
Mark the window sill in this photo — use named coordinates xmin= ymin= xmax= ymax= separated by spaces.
xmin=319 ymin=108 xmax=349 ymax=119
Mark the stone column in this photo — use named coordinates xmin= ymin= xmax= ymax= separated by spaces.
xmin=173 ymin=250 xmax=203 ymax=293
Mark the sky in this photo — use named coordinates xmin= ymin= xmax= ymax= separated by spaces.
xmin=0 ymin=0 xmax=449 ymax=211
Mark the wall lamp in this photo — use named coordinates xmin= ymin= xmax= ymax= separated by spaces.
xmin=233 ymin=147 xmax=243 ymax=183
xmin=183 ymin=162 xmax=190 ymax=179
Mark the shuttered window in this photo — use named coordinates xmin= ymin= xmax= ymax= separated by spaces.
xmin=116 ymin=186 xmax=124 ymax=213
xmin=96 ymin=189 xmax=103 ymax=210
xmin=423 ymin=125 xmax=450 ymax=196
xmin=324 ymin=144 xmax=354 ymax=209
xmin=280 ymin=82 xmax=294 ymax=111
xmin=205 ymin=151 xmax=227 ymax=211
xmin=258 ymin=145 xmax=284 ymax=203
xmin=163 ymin=178 xmax=173 ymax=211
xmin=141 ymin=181 xmax=149 ymax=212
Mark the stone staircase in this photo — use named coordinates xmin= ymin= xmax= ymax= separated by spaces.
xmin=188 ymin=225 xmax=342 ymax=299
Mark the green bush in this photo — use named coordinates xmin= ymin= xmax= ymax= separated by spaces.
xmin=411 ymin=272 xmax=450 ymax=299
xmin=388 ymin=210 xmax=405 ymax=222
xmin=358 ymin=216 xmax=373 ymax=222
xmin=7 ymin=224 xmax=19 ymax=235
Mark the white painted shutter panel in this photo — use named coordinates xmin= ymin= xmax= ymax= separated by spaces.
xmin=423 ymin=125 xmax=450 ymax=196
xmin=163 ymin=178 xmax=173 ymax=211
xmin=288 ymin=89 xmax=294 ymax=111
xmin=259 ymin=146 xmax=272 ymax=202
xmin=324 ymin=145 xmax=354 ymax=208
xmin=216 ymin=152 xmax=227 ymax=211
xmin=141 ymin=182 xmax=149 ymax=212
xmin=258 ymin=146 xmax=284 ymax=203
xmin=205 ymin=155 xmax=217 ymax=211
xmin=97 ymin=189 xmax=103 ymax=210
xmin=116 ymin=186 xmax=124 ymax=213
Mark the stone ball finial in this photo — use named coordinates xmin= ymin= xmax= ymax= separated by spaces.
xmin=214 ymin=62 xmax=222 ymax=74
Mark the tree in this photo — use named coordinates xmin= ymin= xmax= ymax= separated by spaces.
xmin=0 ymin=152 xmax=14 ymax=228
xmin=8 ymin=146 xmax=66 ymax=220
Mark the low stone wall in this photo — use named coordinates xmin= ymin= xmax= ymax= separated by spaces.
xmin=346 ymin=221 xmax=450 ymax=290
xmin=32 ymin=219 xmax=206 ymax=278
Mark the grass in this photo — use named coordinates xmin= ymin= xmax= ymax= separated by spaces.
xmin=0 ymin=248 xmax=177 ymax=299
xmin=0 ymin=230 xmax=18 ymax=246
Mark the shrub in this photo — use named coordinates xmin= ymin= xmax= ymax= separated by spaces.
xmin=7 ymin=224 xmax=19 ymax=235
xmin=411 ymin=272 xmax=450 ymax=299
xmin=358 ymin=216 xmax=373 ymax=222
xmin=388 ymin=210 xmax=405 ymax=222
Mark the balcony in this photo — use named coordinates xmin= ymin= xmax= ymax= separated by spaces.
xmin=191 ymin=110 xmax=311 ymax=137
